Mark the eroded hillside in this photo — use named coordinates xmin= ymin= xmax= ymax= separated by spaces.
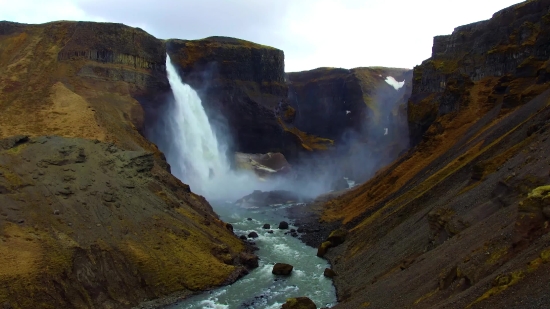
xmin=0 ymin=136 xmax=251 ymax=309
xmin=301 ymin=1 xmax=550 ymax=308
xmin=0 ymin=21 xmax=255 ymax=309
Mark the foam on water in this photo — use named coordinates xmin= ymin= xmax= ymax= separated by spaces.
xmin=169 ymin=202 xmax=337 ymax=309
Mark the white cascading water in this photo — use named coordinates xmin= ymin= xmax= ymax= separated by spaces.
xmin=164 ymin=55 xmax=230 ymax=198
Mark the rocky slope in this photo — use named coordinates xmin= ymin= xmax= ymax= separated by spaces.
xmin=0 ymin=136 xmax=252 ymax=309
xmin=0 ymin=21 xmax=255 ymax=309
xmin=294 ymin=1 xmax=550 ymax=308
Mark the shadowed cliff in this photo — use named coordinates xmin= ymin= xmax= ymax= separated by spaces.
xmin=286 ymin=67 xmax=412 ymax=184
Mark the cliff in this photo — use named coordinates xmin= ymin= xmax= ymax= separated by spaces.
xmin=165 ymin=37 xmax=307 ymax=159
xmin=408 ymin=0 xmax=550 ymax=146
xmin=287 ymin=67 xmax=411 ymax=141
xmin=286 ymin=67 xmax=412 ymax=182
xmin=295 ymin=1 xmax=550 ymax=308
xmin=0 ymin=21 xmax=253 ymax=309
xmin=0 ymin=21 xmax=169 ymax=154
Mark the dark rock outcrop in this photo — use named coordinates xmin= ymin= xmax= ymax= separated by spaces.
xmin=248 ymin=231 xmax=259 ymax=238
xmin=239 ymin=252 xmax=259 ymax=269
xmin=272 ymin=263 xmax=294 ymax=275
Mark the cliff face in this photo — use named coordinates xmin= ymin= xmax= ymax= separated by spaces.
xmin=408 ymin=0 xmax=550 ymax=146
xmin=0 ymin=21 xmax=169 ymax=153
xmin=297 ymin=1 xmax=550 ymax=308
xmin=0 ymin=22 xmax=252 ymax=309
xmin=286 ymin=67 xmax=412 ymax=182
xmin=287 ymin=67 xmax=411 ymax=141
xmin=165 ymin=37 xmax=303 ymax=158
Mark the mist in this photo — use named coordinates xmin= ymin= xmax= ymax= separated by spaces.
xmin=286 ymin=73 xmax=412 ymax=192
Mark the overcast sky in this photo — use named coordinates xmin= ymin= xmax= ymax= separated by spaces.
xmin=1 ymin=0 xmax=523 ymax=72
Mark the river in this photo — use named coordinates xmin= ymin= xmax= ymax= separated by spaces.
xmin=168 ymin=201 xmax=337 ymax=309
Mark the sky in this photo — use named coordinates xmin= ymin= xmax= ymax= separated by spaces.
xmin=1 ymin=0 xmax=524 ymax=72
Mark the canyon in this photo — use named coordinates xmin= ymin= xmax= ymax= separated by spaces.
xmin=1 ymin=0 xmax=550 ymax=308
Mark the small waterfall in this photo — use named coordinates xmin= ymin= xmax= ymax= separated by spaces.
xmin=162 ymin=55 xmax=230 ymax=197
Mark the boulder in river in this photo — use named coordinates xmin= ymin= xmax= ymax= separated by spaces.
xmin=272 ymin=263 xmax=293 ymax=275
xmin=278 ymin=221 xmax=289 ymax=229
xmin=239 ymin=235 xmax=247 ymax=240
xmin=323 ymin=268 xmax=337 ymax=278
xmin=281 ymin=297 xmax=317 ymax=309
xmin=268 ymin=230 xmax=274 ymax=234
xmin=248 ymin=231 xmax=259 ymax=238
xmin=263 ymin=223 xmax=271 ymax=229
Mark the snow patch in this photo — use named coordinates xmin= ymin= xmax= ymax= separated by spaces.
xmin=385 ymin=76 xmax=405 ymax=90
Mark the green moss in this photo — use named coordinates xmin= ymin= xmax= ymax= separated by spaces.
xmin=528 ymin=185 xmax=550 ymax=199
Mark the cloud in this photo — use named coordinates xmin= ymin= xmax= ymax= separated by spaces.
xmin=0 ymin=0 xmax=524 ymax=72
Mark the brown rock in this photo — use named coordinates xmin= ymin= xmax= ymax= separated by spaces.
xmin=323 ymin=268 xmax=337 ymax=278
xmin=316 ymin=241 xmax=332 ymax=258
xmin=225 ymin=223 xmax=234 ymax=232
xmin=327 ymin=229 xmax=347 ymax=246
xmin=272 ymin=263 xmax=293 ymax=275
xmin=281 ymin=297 xmax=317 ymax=309
xmin=239 ymin=252 xmax=259 ymax=269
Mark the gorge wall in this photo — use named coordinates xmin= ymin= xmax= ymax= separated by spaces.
xmin=408 ymin=0 xmax=550 ymax=146
xmin=0 ymin=21 xmax=255 ymax=309
xmin=286 ymin=67 xmax=412 ymax=182
xmin=299 ymin=1 xmax=550 ymax=308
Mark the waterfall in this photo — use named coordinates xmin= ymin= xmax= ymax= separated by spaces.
xmin=162 ymin=55 xmax=230 ymax=198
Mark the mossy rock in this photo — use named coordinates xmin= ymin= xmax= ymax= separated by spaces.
xmin=327 ymin=229 xmax=348 ymax=246
xmin=281 ymin=297 xmax=317 ymax=309
xmin=317 ymin=241 xmax=332 ymax=257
